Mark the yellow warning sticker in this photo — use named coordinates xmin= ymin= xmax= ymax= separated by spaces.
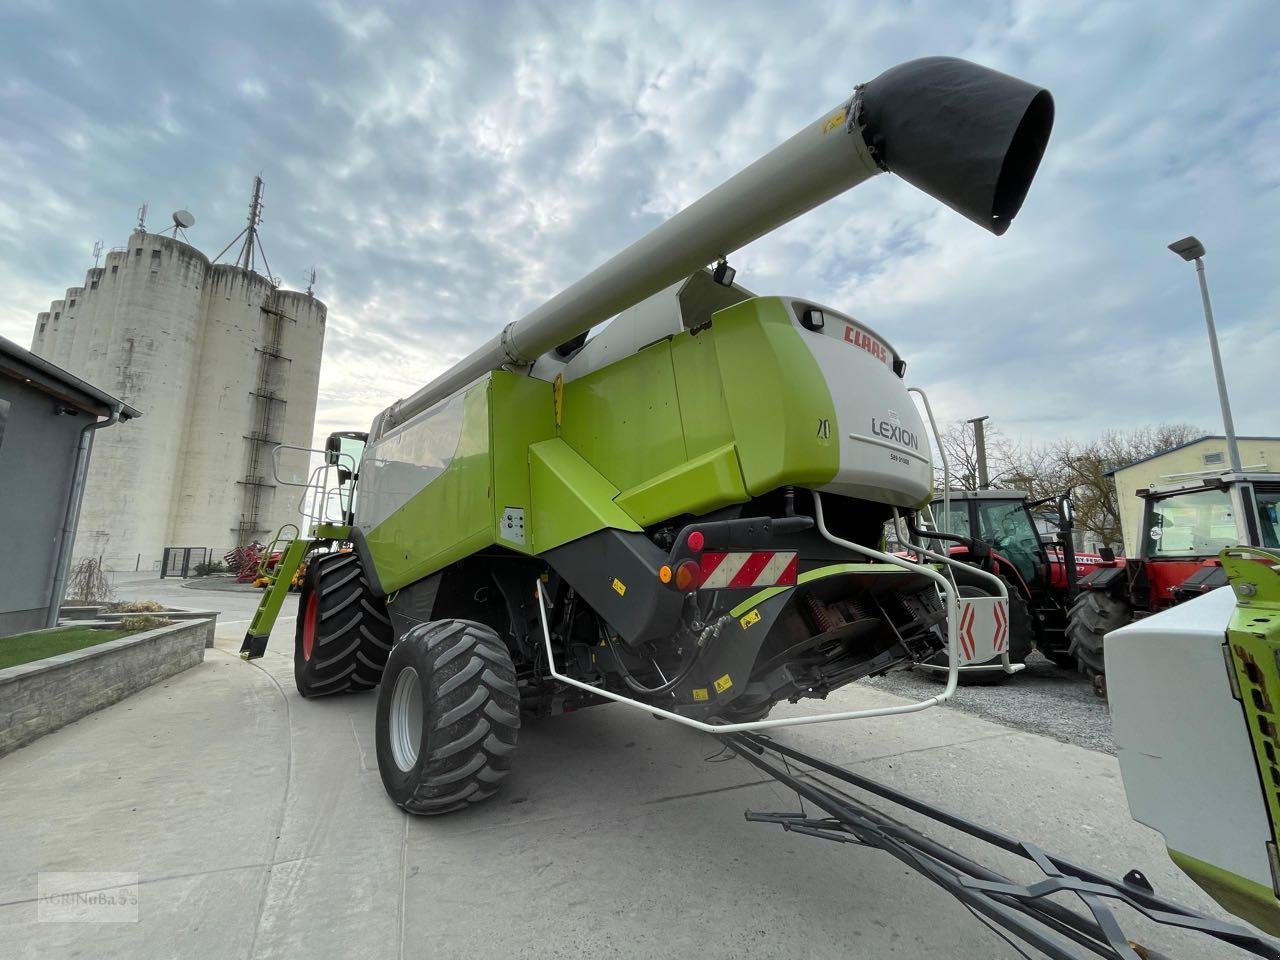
xmin=714 ymin=673 xmax=733 ymax=694
xmin=692 ymin=688 xmax=709 ymax=702
xmin=739 ymin=608 xmax=761 ymax=630
xmin=611 ymin=577 xmax=626 ymax=596
xmin=553 ymin=372 xmax=564 ymax=427
xmin=822 ymin=109 xmax=846 ymax=134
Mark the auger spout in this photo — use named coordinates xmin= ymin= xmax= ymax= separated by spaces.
xmin=382 ymin=56 xmax=1052 ymax=434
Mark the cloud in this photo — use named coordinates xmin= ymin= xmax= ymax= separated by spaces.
xmin=1 ymin=0 xmax=1277 ymax=452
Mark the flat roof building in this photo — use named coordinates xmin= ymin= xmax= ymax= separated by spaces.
xmin=0 ymin=335 xmax=140 ymax=637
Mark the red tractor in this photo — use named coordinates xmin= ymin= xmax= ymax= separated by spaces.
xmin=913 ymin=489 xmax=1105 ymax=679
xmin=1066 ymin=471 xmax=1280 ymax=687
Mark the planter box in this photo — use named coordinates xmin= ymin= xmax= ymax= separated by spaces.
xmin=94 ymin=607 xmax=220 ymax=646
xmin=0 ymin=616 xmax=217 ymax=758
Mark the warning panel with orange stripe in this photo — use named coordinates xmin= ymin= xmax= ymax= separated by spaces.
xmin=698 ymin=551 xmax=798 ymax=589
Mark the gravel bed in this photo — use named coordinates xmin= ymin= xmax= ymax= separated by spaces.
xmin=862 ymin=652 xmax=1115 ymax=754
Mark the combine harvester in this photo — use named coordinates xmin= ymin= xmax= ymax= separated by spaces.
xmin=243 ymin=57 xmax=1279 ymax=957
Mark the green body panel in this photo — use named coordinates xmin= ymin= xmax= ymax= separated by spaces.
xmin=529 ymin=439 xmax=642 ymax=552
xmin=560 ymin=340 xmax=688 ymax=492
xmin=615 ymin=443 xmax=747 ymax=527
xmin=712 ymin=299 xmax=839 ymax=495
xmin=489 ymin=372 xmax=557 ymax=556
xmin=359 ymin=297 xmax=843 ymax=592
xmin=1168 ymin=848 xmax=1280 ymax=937
xmin=365 ymin=384 xmax=495 ymax=593
xmin=1215 ymin=547 xmax=1280 ymax=930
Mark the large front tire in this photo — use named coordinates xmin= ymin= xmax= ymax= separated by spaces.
xmin=375 ymin=620 xmax=520 ymax=815
xmin=1065 ymin=589 xmax=1132 ymax=682
xmin=294 ymin=552 xmax=393 ymax=698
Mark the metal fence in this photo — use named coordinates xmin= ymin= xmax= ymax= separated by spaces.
xmin=160 ymin=546 xmax=209 ymax=579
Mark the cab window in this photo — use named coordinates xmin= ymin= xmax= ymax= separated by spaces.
xmin=976 ymin=500 xmax=1039 ymax=584
xmin=1147 ymin=488 xmax=1236 ymax=557
xmin=1256 ymin=489 xmax=1280 ymax=549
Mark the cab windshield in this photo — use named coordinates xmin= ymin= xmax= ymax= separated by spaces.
xmin=1147 ymin=488 xmax=1237 ymax=558
xmin=976 ymin=499 xmax=1040 ymax=584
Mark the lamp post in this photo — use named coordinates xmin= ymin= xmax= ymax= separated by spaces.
xmin=1167 ymin=236 xmax=1243 ymax=474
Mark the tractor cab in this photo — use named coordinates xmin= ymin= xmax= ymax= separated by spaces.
xmin=933 ymin=490 xmax=1047 ymax=589
xmin=1067 ymin=471 xmax=1279 ymax=685
xmin=1136 ymin=472 xmax=1280 ymax=606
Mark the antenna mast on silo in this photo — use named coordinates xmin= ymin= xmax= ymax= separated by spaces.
xmin=92 ymin=240 xmax=103 ymax=269
xmin=136 ymin=202 xmax=148 ymax=230
xmin=213 ymin=175 xmax=274 ymax=283
xmin=305 ymin=266 xmax=316 ymax=297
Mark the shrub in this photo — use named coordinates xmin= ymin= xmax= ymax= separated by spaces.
xmin=120 ymin=614 xmax=173 ymax=631
xmin=111 ymin=600 xmax=167 ymax=613
xmin=193 ymin=560 xmax=227 ymax=576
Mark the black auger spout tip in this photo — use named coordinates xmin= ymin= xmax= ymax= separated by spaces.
xmin=856 ymin=56 xmax=1055 ymax=235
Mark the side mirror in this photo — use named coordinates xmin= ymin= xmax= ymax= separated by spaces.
xmin=325 ymin=433 xmax=341 ymax=466
xmin=1058 ymin=495 xmax=1074 ymax=526
xmin=337 ymin=466 xmax=352 ymax=486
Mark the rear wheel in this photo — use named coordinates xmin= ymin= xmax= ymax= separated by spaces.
xmin=375 ymin=619 xmax=520 ymax=815
xmin=294 ymin=552 xmax=393 ymax=698
xmin=1066 ymin=589 xmax=1132 ymax=683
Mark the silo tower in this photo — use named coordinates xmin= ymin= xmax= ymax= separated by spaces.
xmin=29 ymin=179 xmax=326 ymax=572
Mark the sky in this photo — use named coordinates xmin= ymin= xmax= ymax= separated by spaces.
xmin=1 ymin=0 xmax=1277 ymax=452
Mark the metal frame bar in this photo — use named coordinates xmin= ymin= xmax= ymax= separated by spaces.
xmin=535 ymin=487 xmax=973 ymax=733
xmin=729 ymin=731 xmax=1279 ymax=959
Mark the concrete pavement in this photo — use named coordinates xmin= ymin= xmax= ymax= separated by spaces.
xmin=0 ymin=613 xmax=1247 ymax=958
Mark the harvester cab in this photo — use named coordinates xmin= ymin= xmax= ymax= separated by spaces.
xmin=1067 ymin=471 xmax=1279 ymax=684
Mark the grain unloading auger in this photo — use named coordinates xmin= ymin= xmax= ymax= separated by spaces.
xmin=238 ymin=56 xmax=1278 ymax=957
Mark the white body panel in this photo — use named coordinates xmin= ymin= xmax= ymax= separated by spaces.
xmin=792 ymin=302 xmax=932 ymax=508
xmin=1107 ymin=588 xmax=1272 ymax=887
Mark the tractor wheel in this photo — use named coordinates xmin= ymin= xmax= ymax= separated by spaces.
xmin=294 ymin=552 xmax=394 ymax=698
xmin=1041 ymin=648 xmax=1078 ymax=671
xmin=375 ymin=619 xmax=520 ymax=815
xmin=924 ymin=579 xmax=1033 ymax=685
xmin=1065 ymin=589 xmax=1132 ymax=683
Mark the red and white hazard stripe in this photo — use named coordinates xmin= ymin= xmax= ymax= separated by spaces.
xmin=699 ymin=551 xmax=798 ymax=589
xmin=992 ymin=601 xmax=1008 ymax=654
xmin=958 ymin=603 xmax=977 ymax=661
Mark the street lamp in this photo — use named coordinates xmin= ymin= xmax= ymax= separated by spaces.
xmin=1167 ymin=235 xmax=1243 ymax=473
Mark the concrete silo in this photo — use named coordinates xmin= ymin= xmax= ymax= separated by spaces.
xmin=168 ymin=271 xmax=325 ymax=553
xmin=73 ymin=231 xmax=209 ymax=569
xmin=29 ymin=183 xmax=328 ymax=572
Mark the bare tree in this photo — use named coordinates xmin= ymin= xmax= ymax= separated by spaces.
xmin=935 ymin=421 xmax=1017 ymax=490
xmin=67 ymin=554 xmax=115 ymax=604
xmin=1003 ymin=423 xmax=1205 ymax=548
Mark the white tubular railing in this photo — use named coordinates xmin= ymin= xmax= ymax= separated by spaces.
xmin=902 ymin=385 xmax=1020 ymax=676
xmin=908 ymin=386 xmax=949 ymax=534
xmin=892 ymin=508 xmax=1022 ymax=677
xmin=269 ymin=443 xmax=358 ymax=528
xmin=535 ymin=492 xmax=964 ymax=735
